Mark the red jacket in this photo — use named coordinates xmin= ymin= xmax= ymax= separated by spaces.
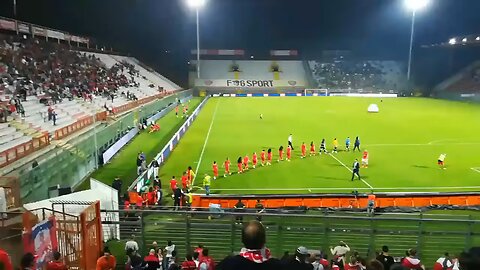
xmin=402 ymin=257 xmax=423 ymax=269
xmin=181 ymin=260 xmax=197 ymax=270
xmin=0 ymin=249 xmax=13 ymax=270
xmin=46 ymin=261 xmax=68 ymax=270
xmin=199 ymin=256 xmax=215 ymax=270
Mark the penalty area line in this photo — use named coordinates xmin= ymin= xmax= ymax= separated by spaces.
xmin=328 ymin=153 xmax=374 ymax=190
xmin=192 ymin=99 xmax=220 ymax=186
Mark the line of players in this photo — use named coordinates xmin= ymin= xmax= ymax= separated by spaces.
xmin=169 ymin=137 xmax=370 ymax=193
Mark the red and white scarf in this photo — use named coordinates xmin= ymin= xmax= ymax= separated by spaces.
xmin=239 ymin=248 xmax=271 ymax=263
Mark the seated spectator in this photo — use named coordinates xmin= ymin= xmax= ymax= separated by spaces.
xmin=401 ymin=249 xmax=424 ymax=270
xmin=218 ymin=220 xmax=281 ymax=270
xmin=198 ymin=248 xmax=215 ymax=270
xmin=144 ymin=249 xmax=160 ymax=270
xmin=46 ymin=252 xmax=68 ymax=270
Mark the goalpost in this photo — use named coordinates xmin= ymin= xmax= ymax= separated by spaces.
xmin=304 ymin=89 xmax=329 ymax=96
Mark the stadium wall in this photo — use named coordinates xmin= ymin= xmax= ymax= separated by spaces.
xmin=10 ymin=90 xmax=192 ymax=204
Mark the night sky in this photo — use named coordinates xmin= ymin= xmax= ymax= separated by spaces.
xmin=1 ymin=0 xmax=480 ymax=87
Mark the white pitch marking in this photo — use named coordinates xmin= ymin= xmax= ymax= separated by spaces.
xmin=471 ymin=168 xmax=480 ymax=174
xmin=192 ymin=99 xmax=220 ymax=186
xmin=366 ymin=142 xmax=480 ymax=147
xmin=328 ymin=153 xmax=374 ymax=190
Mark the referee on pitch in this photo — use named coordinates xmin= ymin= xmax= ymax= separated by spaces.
xmin=288 ymin=134 xmax=294 ymax=150
xmin=351 ymin=159 xmax=361 ymax=181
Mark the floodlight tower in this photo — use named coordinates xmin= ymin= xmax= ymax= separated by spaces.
xmin=186 ymin=0 xmax=206 ymax=79
xmin=405 ymin=0 xmax=430 ymax=81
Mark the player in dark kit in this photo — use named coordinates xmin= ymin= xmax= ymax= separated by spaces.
xmin=353 ymin=136 xmax=361 ymax=152
xmin=319 ymin=138 xmax=327 ymax=154
xmin=351 ymin=159 xmax=361 ymax=181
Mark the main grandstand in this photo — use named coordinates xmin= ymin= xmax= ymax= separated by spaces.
xmin=2 ymin=1 xmax=480 ymax=270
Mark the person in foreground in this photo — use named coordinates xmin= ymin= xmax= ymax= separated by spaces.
xmin=217 ymin=220 xmax=282 ymax=270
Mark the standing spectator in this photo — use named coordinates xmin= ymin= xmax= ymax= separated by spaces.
xmin=21 ymin=253 xmax=35 ymax=270
xmin=46 ymin=252 xmax=68 ymax=270
xmin=283 ymin=246 xmax=313 ymax=270
xmin=151 ymin=159 xmax=160 ymax=179
xmin=401 ymin=249 xmax=424 ymax=270
xmin=203 ymin=174 xmax=211 ymax=196
xmin=433 ymin=253 xmax=453 ymax=270
xmin=376 ymin=246 xmax=394 ymax=270
xmin=125 ymin=235 xmax=139 ymax=253
xmin=165 ymin=241 xmax=176 ymax=260
xmin=47 ymin=105 xmax=54 ymax=121
xmin=255 ymin=199 xmax=265 ymax=222
xmin=181 ymin=254 xmax=197 ymax=270
xmin=127 ymin=249 xmax=143 ymax=270
xmin=144 ymin=249 xmax=160 ymax=270
xmin=168 ymin=251 xmax=179 ymax=270
xmin=154 ymin=176 xmax=162 ymax=187
xmin=366 ymin=259 xmax=384 ymax=270
xmin=234 ymin=199 xmax=246 ymax=224
xmin=194 ymin=244 xmax=204 ymax=262
xmin=193 ymin=252 xmax=200 ymax=268
xmin=198 ymin=249 xmax=215 ymax=270
xmin=173 ymin=187 xmax=183 ymax=210
xmin=156 ymin=248 xmax=164 ymax=269
xmin=52 ymin=109 xmax=57 ymax=126
xmin=96 ymin=247 xmax=116 ymax=270
xmin=330 ymin=241 xmax=350 ymax=269
xmin=155 ymin=185 xmax=163 ymax=205
xmin=0 ymin=248 xmax=13 ymax=270
xmin=136 ymin=153 xmax=143 ymax=175
xmin=112 ymin=177 xmax=122 ymax=202
xmin=217 ymin=221 xmax=281 ymax=270
xmin=344 ymin=256 xmax=361 ymax=270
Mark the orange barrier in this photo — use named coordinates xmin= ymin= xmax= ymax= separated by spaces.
xmin=192 ymin=193 xmax=480 ymax=209
xmin=0 ymin=132 xmax=50 ymax=168
xmin=54 ymin=116 xmax=94 ymax=140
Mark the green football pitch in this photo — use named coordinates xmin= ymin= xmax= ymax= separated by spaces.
xmin=158 ymin=97 xmax=480 ymax=195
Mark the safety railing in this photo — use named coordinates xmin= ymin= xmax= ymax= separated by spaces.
xmin=101 ymin=208 xmax=480 ymax=268
xmin=0 ymin=132 xmax=50 ymax=168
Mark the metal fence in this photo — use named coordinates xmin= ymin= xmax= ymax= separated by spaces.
xmin=14 ymin=90 xmax=192 ymax=203
xmin=101 ymin=208 xmax=480 ymax=266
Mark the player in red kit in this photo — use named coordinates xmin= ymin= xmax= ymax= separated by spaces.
xmin=278 ymin=146 xmax=284 ymax=162
xmin=223 ymin=158 xmax=231 ymax=177
xmin=212 ymin=161 xmax=219 ymax=180
xmin=237 ymin=157 xmax=243 ymax=173
xmin=170 ymin=176 xmax=177 ymax=192
xmin=260 ymin=150 xmax=266 ymax=166
xmin=181 ymin=172 xmax=188 ymax=190
xmin=175 ymin=105 xmax=179 ymax=117
xmin=252 ymin=152 xmax=258 ymax=168
xmin=301 ymin=142 xmax=307 ymax=158
xmin=286 ymin=145 xmax=292 ymax=161
xmin=243 ymin=155 xmax=250 ymax=170
xmin=267 ymin=148 xmax=273 ymax=165
xmin=310 ymin=141 xmax=316 ymax=156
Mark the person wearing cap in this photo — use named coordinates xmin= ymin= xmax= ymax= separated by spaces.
xmin=144 ymin=249 xmax=160 ymax=270
xmin=217 ymin=220 xmax=281 ymax=270
xmin=330 ymin=241 xmax=350 ymax=269
xmin=96 ymin=247 xmax=116 ymax=270
xmin=283 ymin=246 xmax=313 ymax=270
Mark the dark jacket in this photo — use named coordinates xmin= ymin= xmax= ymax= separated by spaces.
xmin=217 ymin=255 xmax=282 ymax=270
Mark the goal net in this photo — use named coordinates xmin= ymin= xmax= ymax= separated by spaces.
xmin=304 ymin=89 xmax=328 ymax=96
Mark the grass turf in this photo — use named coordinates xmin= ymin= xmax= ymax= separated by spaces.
xmin=78 ymin=97 xmax=203 ymax=193
xmin=158 ymin=97 xmax=480 ymax=194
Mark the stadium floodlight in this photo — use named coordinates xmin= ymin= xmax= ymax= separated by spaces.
xmin=186 ymin=0 xmax=206 ymax=8
xmin=405 ymin=0 xmax=430 ymax=81
xmin=476 ymin=37 xmax=480 ymax=41
xmin=405 ymin=0 xmax=430 ymax=11
xmin=462 ymin=38 xmax=468 ymax=43
xmin=185 ymin=0 xmax=207 ymax=79
xmin=449 ymin=38 xmax=457 ymax=45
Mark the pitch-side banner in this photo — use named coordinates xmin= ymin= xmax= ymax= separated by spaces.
xmin=195 ymin=79 xmax=305 ymax=88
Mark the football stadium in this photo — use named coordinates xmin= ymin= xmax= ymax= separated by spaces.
xmin=2 ymin=0 xmax=480 ymax=270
